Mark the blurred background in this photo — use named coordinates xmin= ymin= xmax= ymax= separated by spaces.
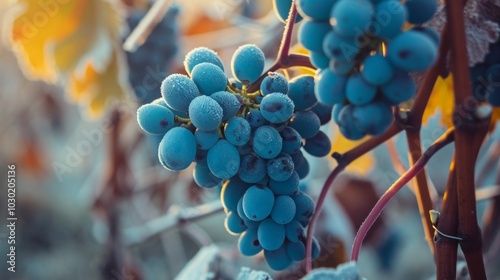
xmin=0 ymin=0 xmax=499 ymax=279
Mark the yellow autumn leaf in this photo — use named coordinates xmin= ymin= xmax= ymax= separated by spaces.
xmin=330 ymin=126 xmax=375 ymax=175
xmin=5 ymin=0 xmax=127 ymax=118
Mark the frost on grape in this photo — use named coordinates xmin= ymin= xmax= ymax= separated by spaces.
xmin=425 ymin=0 xmax=500 ymax=67
xmin=302 ymin=262 xmax=364 ymax=280
xmin=237 ymin=267 xmax=272 ymax=280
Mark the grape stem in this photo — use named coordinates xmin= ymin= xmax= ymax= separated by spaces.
xmin=350 ymin=127 xmax=455 ymax=261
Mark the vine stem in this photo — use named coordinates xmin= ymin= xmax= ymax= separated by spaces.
xmin=350 ymin=128 xmax=455 ymax=261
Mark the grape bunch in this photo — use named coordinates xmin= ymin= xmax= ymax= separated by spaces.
xmin=296 ymin=0 xmax=439 ymax=140
xmin=470 ymin=39 xmax=500 ymax=106
xmin=136 ymin=44 xmax=333 ymax=270
xmin=125 ymin=6 xmax=180 ymax=105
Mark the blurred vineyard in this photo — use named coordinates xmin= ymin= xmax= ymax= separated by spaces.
xmin=0 ymin=0 xmax=499 ymax=279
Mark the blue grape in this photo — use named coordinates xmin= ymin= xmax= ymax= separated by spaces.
xmin=310 ymin=237 xmax=321 ymax=260
xmin=346 ymin=73 xmax=377 ymax=105
xmin=246 ymin=109 xmax=266 ymax=128
xmin=297 ymin=0 xmax=337 ymax=21
xmin=239 ymin=153 xmax=267 ymax=184
xmin=311 ymin=102 xmax=334 ymax=125
xmin=191 ymin=62 xmax=228 ymax=96
xmin=405 ymin=0 xmax=437 ymax=24
xmin=381 ymin=71 xmax=417 ymax=104
xmin=269 ymin=171 xmax=299 ymax=195
xmin=288 ymin=75 xmax=318 ymax=111
xmin=210 ymin=91 xmax=241 ymax=121
xmin=237 ymin=198 xmax=260 ymax=228
xmin=231 ymin=44 xmax=265 ymax=84
xmin=298 ymin=20 xmax=332 ymax=53
xmin=152 ymin=98 xmax=188 ymax=118
xmin=330 ymin=0 xmax=374 ymax=38
xmin=207 ymin=140 xmax=240 ymax=179
xmin=292 ymin=192 xmax=315 ymax=227
xmin=238 ymin=228 xmax=262 ymax=256
xmin=271 ymin=196 xmax=296 ymax=224
xmin=304 ymin=130 xmax=331 ymax=157
xmin=195 ymin=148 xmax=208 ymax=167
xmin=411 ymin=26 xmax=440 ymax=47
xmin=289 ymin=110 xmax=321 ymax=139
xmin=315 ymin=68 xmax=347 ymax=105
xmin=285 ymin=220 xmax=305 ymax=243
xmin=225 ymin=211 xmax=247 ymax=235
xmin=373 ymin=0 xmax=406 ymax=40
xmin=194 ymin=129 xmax=219 ymax=150
xmin=188 ymin=96 xmax=223 ymax=131
xmin=258 ymin=218 xmax=286 ymax=250
xmin=260 ymin=93 xmax=295 ymax=123
xmin=361 ymin=54 xmax=395 ymax=86
xmin=224 ymin=117 xmax=251 ymax=146
xmin=329 ymin=58 xmax=355 ymax=75
xmin=184 ymin=47 xmax=224 ymax=75
xmin=337 ymin=104 xmax=366 ymax=140
xmin=161 ymin=74 xmax=200 ymax=112
xmin=260 ymin=72 xmax=289 ymax=96
xmin=353 ymin=101 xmax=393 ymax=135
xmin=387 ymin=31 xmax=438 ymax=72
xmin=193 ymin=164 xmax=221 ymax=188
xmin=332 ymin=103 xmax=344 ymax=124
xmin=267 ymin=153 xmax=294 ymax=181
xmin=291 ymin=151 xmax=310 ymax=179
xmin=137 ymin=104 xmax=175 ymax=135
xmin=310 ymin=51 xmax=330 ymax=69
xmin=253 ymin=126 xmax=283 ymax=159
xmin=158 ymin=127 xmax=196 ymax=170
xmin=279 ymin=126 xmax=302 ymax=154
xmin=243 ymin=185 xmax=275 ymax=221
xmin=273 ymin=0 xmax=303 ymax=23
xmin=264 ymin=245 xmax=292 ymax=271
xmin=322 ymin=31 xmax=359 ymax=61
xmin=286 ymin=241 xmax=306 ymax=261
xmin=221 ymin=177 xmax=251 ymax=212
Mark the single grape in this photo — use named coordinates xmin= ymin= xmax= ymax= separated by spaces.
xmin=298 ymin=20 xmax=332 ymax=53
xmin=224 ymin=117 xmax=251 ymax=146
xmin=311 ymin=102 xmax=334 ymax=125
xmin=188 ymin=96 xmax=223 ymax=131
xmin=210 ymin=91 xmax=242 ymax=121
xmin=288 ymin=75 xmax=318 ymax=111
xmin=137 ymin=104 xmax=175 ymax=135
xmin=152 ymin=97 xmax=188 ymax=118
xmin=289 ymin=110 xmax=321 ymax=139
xmin=315 ymin=68 xmax=347 ymax=105
xmin=332 ymin=103 xmax=344 ymax=124
xmin=260 ymin=72 xmax=289 ymax=96
xmin=271 ymin=196 xmax=296 ymax=225
xmin=297 ymin=0 xmax=337 ymax=21
xmin=353 ymin=101 xmax=393 ymax=135
xmin=372 ymin=0 xmax=406 ymax=40
xmin=411 ymin=26 xmax=440 ymax=46
xmin=258 ymin=218 xmax=286 ymax=250
xmin=231 ymin=44 xmax=265 ymax=84
xmin=304 ymin=130 xmax=332 ymax=157
xmin=273 ymin=0 xmax=303 ymax=23
xmin=292 ymin=151 xmax=310 ymax=179
xmin=225 ymin=211 xmax=247 ymax=235
xmin=158 ymin=127 xmax=196 ymax=170
xmin=387 ymin=31 xmax=438 ymax=72
xmin=269 ymin=171 xmax=299 ymax=195
xmin=237 ymin=198 xmax=261 ymax=228
xmin=361 ymin=53 xmax=395 ymax=86
xmin=246 ymin=109 xmax=267 ymax=128
xmin=184 ymin=47 xmax=224 ymax=75
xmin=193 ymin=164 xmax=221 ymax=188
xmin=264 ymin=245 xmax=292 ymax=271
xmin=253 ymin=126 xmax=283 ymax=159
xmin=279 ymin=126 xmax=302 ymax=154
xmin=194 ymin=129 xmax=219 ymax=150
xmin=330 ymin=0 xmax=374 ymax=38
xmin=292 ymin=192 xmax=315 ymax=227
xmin=207 ymin=140 xmax=240 ymax=179
xmin=381 ymin=71 xmax=417 ymax=104
xmin=285 ymin=219 xmax=305 ymax=243
xmin=322 ymin=31 xmax=359 ymax=61
xmin=238 ymin=228 xmax=262 ymax=256
xmin=191 ymin=62 xmax=228 ymax=96
xmin=337 ymin=104 xmax=366 ymax=140
xmin=346 ymin=73 xmax=377 ymax=106
xmin=405 ymin=0 xmax=437 ymax=24
xmin=260 ymin=93 xmax=295 ymax=123
xmin=267 ymin=153 xmax=295 ymax=182
xmin=239 ymin=153 xmax=268 ymax=184
xmin=286 ymin=241 xmax=306 ymax=261
xmin=161 ymin=74 xmax=200 ymax=112
xmin=221 ymin=177 xmax=251 ymax=212
xmin=243 ymin=185 xmax=275 ymax=221
xmin=310 ymin=51 xmax=330 ymax=69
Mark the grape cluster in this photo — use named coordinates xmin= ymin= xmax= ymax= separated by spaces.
xmin=296 ymin=0 xmax=439 ymax=140
xmin=470 ymin=39 xmax=500 ymax=106
xmin=125 ymin=6 xmax=179 ymax=105
xmin=137 ymin=44 xmax=333 ymax=270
